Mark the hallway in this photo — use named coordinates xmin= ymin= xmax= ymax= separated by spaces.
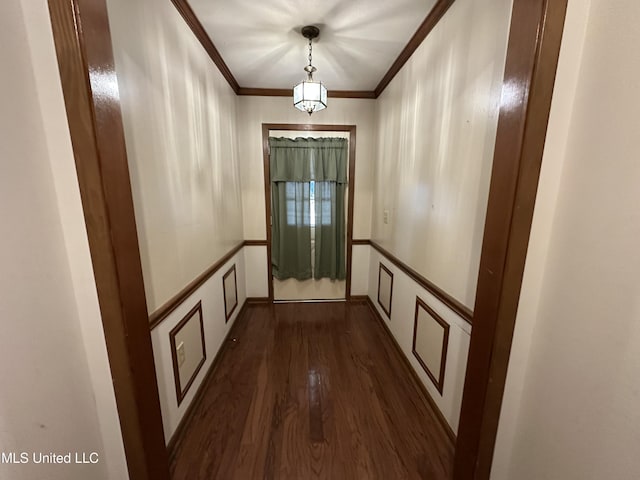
xmin=169 ymin=302 xmax=453 ymax=479
xmin=8 ymin=0 xmax=640 ymax=478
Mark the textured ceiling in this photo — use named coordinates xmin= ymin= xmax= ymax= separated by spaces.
xmin=188 ymin=0 xmax=437 ymax=91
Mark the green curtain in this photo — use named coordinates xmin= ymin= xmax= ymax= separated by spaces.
xmin=269 ymin=137 xmax=348 ymax=281
xmin=314 ymin=181 xmax=346 ymax=279
xmin=271 ymin=181 xmax=312 ymax=280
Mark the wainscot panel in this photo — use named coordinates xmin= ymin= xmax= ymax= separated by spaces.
xmin=367 ymin=245 xmax=470 ymax=433
xmin=150 ymin=249 xmax=246 ymax=443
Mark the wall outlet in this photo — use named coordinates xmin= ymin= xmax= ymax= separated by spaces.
xmin=383 ymin=209 xmax=389 ymax=224
xmin=177 ymin=342 xmax=186 ymax=367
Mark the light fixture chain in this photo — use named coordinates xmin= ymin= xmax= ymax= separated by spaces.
xmin=308 ymin=37 xmax=313 ymax=68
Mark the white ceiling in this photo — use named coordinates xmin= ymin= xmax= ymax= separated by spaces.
xmin=188 ymin=0 xmax=437 ymax=91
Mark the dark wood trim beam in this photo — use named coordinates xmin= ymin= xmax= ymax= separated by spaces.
xmin=352 ymin=239 xmax=371 ymax=245
xmin=345 ymin=127 xmax=357 ymax=299
xmin=47 ymin=1 xmax=169 ymax=478
xmin=238 ymin=87 xmax=376 ymax=99
xmin=170 ymin=0 xmax=240 ymax=93
xmin=370 ymin=241 xmax=473 ymax=323
xmin=265 ymin=123 xmax=358 ymax=132
xmin=374 ymin=0 xmax=455 ymax=97
xmin=262 ymin=125 xmax=275 ymax=302
xmin=366 ymin=298 xmax=456 ymax=444
xmin=243 ymin=239 xmax=268 ymax=246
xmin=238 ymin=88 xmax=290 ymax=97
xmin=149 ymin=242 xmax=245 ymax=330
xmin=454 ymin=0 xmax=568 ymax=478
xmin=331 ymin=90 xmax=376 ymax=99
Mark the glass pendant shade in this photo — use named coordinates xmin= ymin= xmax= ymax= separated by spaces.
xmin=293 ymin=79 xmax=327 ymax=115
xmin=293 ymin=25 xmax=327 ymax=115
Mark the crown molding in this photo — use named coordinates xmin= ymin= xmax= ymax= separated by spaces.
xmin=171 ymin=0 xmax=455 ymax=99
xmin=237 ymin=88 xmax=376 ymax=99
xmin=170 ymin=0 xmax=240 ymax=93
xmin=374 ymin=0 xmax=454 ymax=97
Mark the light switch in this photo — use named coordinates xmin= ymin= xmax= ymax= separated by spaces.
xmin=177 ymin=342 xmax=186 ymax=367
xmin=383 ymin=209 xmax=389 ymax=224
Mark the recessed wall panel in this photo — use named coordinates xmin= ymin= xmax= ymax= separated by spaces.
xmin=377 ymin=263 xmax=393 ymax=318
xmin=413 ymin=297 xmax=450 ymax=394
xmin=169 ymin=302 xmax=206 ymax=405
xmin=223 ymin=264 xmax=238 ymax=322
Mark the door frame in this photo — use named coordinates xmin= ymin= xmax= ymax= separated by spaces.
xmin=47 ymin=1 xmax=169 ymax=479
xmin=454 ymin=0 xmax=568 ymax=477
xmin=46 ymin=0 xmax=567 ymax=478
xmin=262 ymin=124 xmax=357 ymax=302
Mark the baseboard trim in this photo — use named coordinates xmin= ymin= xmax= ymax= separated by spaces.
xmin=365 ymin=296 xmax=456 ymax=445
xmin=167 ymin=299 xmax=250 ymax=457
xmin=349 ymin=295 xmax=368 ymax=303
xmin=273 ymin=298 xmax=346 ymax=304
xmin=246 ymin=296 xmax=270 ymax=304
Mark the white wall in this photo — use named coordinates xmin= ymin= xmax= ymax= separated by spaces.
xmin=0 ymin=0 xmax=127 ymax=478
xmin=494 ymin=1 xmax=640 ymax=478
xmin=351 ymin=245 xmax=371 ymax=295
xmin=106 ymin=0 xmax=245 ymax=312
xmin=371 ymin=0 xmax=513 ymax=308
xmin=368 ymin=248 xmax=471 ymax=432
xmin=237 ymin=96 xmax=376 ymax=297
xmin=152 ymin=251 xmax=247 ymax=442
xmin=244 ymin=246 xmax=270 ymax=298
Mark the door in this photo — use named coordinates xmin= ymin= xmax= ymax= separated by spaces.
xmin=270 ymin=130 xmax=349 ymax=301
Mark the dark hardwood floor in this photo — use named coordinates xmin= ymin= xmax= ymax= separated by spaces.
xmin=169 ymin=301 xmax=453 ymax=479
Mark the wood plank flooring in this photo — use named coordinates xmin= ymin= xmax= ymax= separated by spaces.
xmin=169 ymin=301 xmax=453 ymax=479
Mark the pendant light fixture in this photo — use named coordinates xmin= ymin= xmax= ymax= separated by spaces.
xmin=293 ymin=25 xmax=327 ymax=115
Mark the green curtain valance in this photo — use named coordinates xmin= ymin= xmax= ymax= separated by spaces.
xmin=269 ymin=137 xmax=348 ymax=183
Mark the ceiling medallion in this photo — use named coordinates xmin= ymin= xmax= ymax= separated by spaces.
xmin=293 ymin=25 xmax=327 ymax=115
